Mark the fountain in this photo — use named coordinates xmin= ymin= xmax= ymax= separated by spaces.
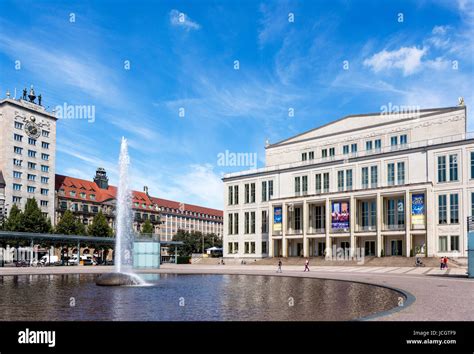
xmin=96 ymin=137 xmax=144 ymax=286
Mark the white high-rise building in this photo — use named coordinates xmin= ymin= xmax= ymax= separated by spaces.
xmin=223 ymin=105 xmax=471 ymax=259
xmin=0 ymin=88 xmax=57 ymax=221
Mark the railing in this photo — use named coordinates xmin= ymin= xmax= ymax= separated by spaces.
xmin=286 ymin=228 xmax=303 ymax=235
xmin=224 ymin=131 xmax=474 ymax=179
xmin=384 ymin=224 xmax=405 ymax=231
xmin=357 ymin=225 xmax=377 ymax=232
xmin=308 ymin=227 xmax=325 ymax=234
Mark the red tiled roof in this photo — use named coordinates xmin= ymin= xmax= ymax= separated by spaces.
xmin=150 ymin=197 xmax=223 ymax=218
xmin=55 ymin=174 xmax=223 ymax=217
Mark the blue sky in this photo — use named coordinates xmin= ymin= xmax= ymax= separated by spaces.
xmin=0 ymin=0 xmax=473 ymax=209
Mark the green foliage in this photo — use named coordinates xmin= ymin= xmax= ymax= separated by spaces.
xmin=3 ymin=204 xmax=22 ymax=231
xmin=141 ymin=219 xmax=154 ymax=236
xmin=3 ymin=199 xmax=50 ymax=233
xmin=87 ymin=211 xmax=113 ymax=237
xmin=176 ymin=256 xmax=191 ymax=264
xmin=168 ymin=230 xmax=223 ymax=256
xmin=54 ymin=210 xmax=86 ymax=235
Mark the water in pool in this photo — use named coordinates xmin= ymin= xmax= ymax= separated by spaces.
xmin=0 ymin=274 xmax=402 ymax=321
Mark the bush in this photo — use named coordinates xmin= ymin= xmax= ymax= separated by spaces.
xmin=176 ymin=256 xmax=191 ymax=264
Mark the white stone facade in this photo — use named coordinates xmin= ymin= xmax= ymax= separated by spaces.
xmin=223 ymin=106 xmax=471 ymax=259
xmin=0 ymin=98 xmax=57 ymax=221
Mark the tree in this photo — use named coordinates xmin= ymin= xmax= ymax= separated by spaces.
xmin=21 ymin=198 xmax=51 ymax=233
xmin=141 ymin=219 xmax=154 ymax=236
xmin=54 ymin=210 xmax=86 ymax=235
xmin=87 ymin=211 xmax=113 ymax=237
xmin=168 ymin=230 xmax=223 ymax=256
xmin=3 ymin=204 xmax=22 ymax=231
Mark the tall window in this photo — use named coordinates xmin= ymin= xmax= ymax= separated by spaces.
xmin=351 ymin=143 xmax=357 ymax=153
xmin=386 ymin=198 xmax=404 ymax=228
xmin=346 ymin=169 xmax=353 ymax=190
xmin=471 ymin=152 xmax=474 ymax=179
xmin=302 ymin=152 xmax=307 ymax=161
xmin=268 ymin=181 xmax=273 ymax=200
xmin=361 ymin=167 xmax=369 ymax=189
xmin=234 ymin=185 xmax=239 ymax=204
xmin=294 ymin=208 xmax=301 ymax=230
xmin=375 ymin=139 xmax=381 ymax=150
xmin=261 ymin=210 xmax=268 ymax=233
xmin=450 ymin=194 xmax=459 ymax=224
xmin=323 ymin=173 xmax=329 ymax=193
xmin=472 ymin=192 xmax=474 ymax=216
xmin=228 ymin=186 xmax=233 ymax=205
xmin=370 ymin=166 xmax=378 ymax=188
xmin=245 ymin=184 xmax=250 ymax=203
xmin=250 ymin=211 xmax=256 ymax=233
xmin=228 ymin=213 xmax=233 ymax=234
xmin=295 ymin=176 xmax=301 ymax=194
xmin=322 ymin=149 xmax=327 ymax=158
xmin=449 ymin=154 xmax=458 ymax=181
xmin=337 ymin=171 xmax=344 ymax=192
xmin=262 ymin=181 xmax=267 ymax=202
xmin=438 ymin=195 xmax=447 ymax=224
xmin=250 ymin=183 xmax=255 ymax=203
xmin=366 ymin=141 xmax=372 ymax=151
xmin=343 ymin=145 xmax=349 ymax=154
xmin=400 ymin=134 xmax=407 ymax=145
xmin=309 ymin=151 xmax=314 ymax=160
xmin=439 ymin=236 xmax=448 ymax=252
xmin=315 ymin=174 xmax=322 ymax=193
xmin=387 ymin=163 xmax=395 ymax=186
xmin=450 ymin=236 xmax=459 ymax=251
xmin=397 ymin=162 xmax=405 ymax=185
xmin=244 ymin=212 xmax=250 ymax=234
xmin=390 ymin=136 xmax=398 ymax=146
xmin=234 ymin=213 xmax=239 ymax=234
xmin=438 ymin=156 xmax=447 ymax=182
xmin=302 ymin=175 xmax=308 ymax=194
xmin=329 ymin=148 xmax=335 ymax=156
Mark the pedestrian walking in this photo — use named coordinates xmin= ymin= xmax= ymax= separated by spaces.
xmin=443 ymin=256 xmax=448 ymax=269
xmin=440 ymin=257 xmax=444 ymax=270
xmin=277 ymin=259 xmax=282 ymax=273
xmin=304 ymin=258 xmax=310 ymax=272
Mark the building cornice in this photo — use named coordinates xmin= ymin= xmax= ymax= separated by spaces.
xmin=0 ymin=98 xmax=57 ymax=120
xmin=267 ymin=106 xmax=465 ymax=149
xmin=222 ymin=137 xmax=474 ymax=182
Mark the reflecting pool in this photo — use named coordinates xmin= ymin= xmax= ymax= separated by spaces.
xmin=0 ymin=274 xmax=403 ymax=321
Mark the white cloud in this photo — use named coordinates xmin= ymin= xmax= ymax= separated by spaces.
xmin=363 ymin=46 xmax=427 ymax=76
xmin=432 ymin=25 xmax=450 ymax=35
xmin=169 ymin=9 xmax=201 ymax=31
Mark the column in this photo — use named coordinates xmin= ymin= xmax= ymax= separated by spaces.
xmin=165 ymin=215 xmax=168 ymax=240
xmin=375 ymin=193 xmax=384 ymax=257
xmin=303 ymin=200 xmax=309 ymax=257
xmin=325 ymin=198 xmax=331 ymax=258
xmin=426 ymin=186 xmax=434 ymax=257
xmin=350 ymin=195 xmax=355 ymax=258
xmin=269 ymin=203 xmax=274 ymax=257
xmin=376 ymin=193 xmax=383 ymax=257
xmin=405 ymin=190 xmax=411 ymax=257
xmin=282 ymin=203 xmax=288 ymax=257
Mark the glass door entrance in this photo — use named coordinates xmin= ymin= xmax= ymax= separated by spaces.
xmin=391 ymin=240 xmax=403 ymax=256
xmin=364 ymin=241 xmax=375 ymax=256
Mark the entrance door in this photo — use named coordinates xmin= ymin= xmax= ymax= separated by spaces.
xmin=341 ymin=241 xmax=350 ymax=250
xmin=318 ymin=242 xmax=326 ymax=256
xmin=296 ymin=242 xmax=303 ymax=256
xmin=365 ymin=241 xmax=375 ymax=256
xmin=391 ymin=240 xmax=403 ymax=256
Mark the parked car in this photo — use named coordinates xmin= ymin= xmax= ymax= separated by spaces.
xmin=39 ymin=255 xmax=59 ymax=266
